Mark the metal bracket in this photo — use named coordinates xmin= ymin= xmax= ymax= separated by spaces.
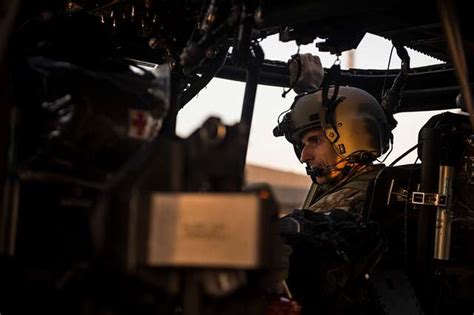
xmin=411 ymin=192 xmax=447 ymax=207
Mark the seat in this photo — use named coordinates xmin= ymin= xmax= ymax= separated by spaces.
xmin=363 ymin=164 xmax=421 ymax=267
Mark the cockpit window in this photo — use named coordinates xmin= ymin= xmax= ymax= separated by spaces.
xmin=385 ymin=109 xmax=463 ymax=166
xmin=177 ymin=32 xmax=449 ymax=174
xmin=260 ymin=33 xmax=443 ymax=70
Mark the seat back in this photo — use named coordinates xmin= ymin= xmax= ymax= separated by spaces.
xmin=363 ymin=164 xmax=421 ymax=267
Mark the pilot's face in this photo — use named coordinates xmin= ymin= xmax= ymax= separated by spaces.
xmin=299 ymin=128 xmax=344 ymax=185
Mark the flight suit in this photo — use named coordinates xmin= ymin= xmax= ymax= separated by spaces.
xmin=280 ymin=164 xmax=386 ymax=314
xmin=309 ymin=164 xmax=384 ymax=214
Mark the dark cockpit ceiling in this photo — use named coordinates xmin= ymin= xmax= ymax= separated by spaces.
xmin=20 ymin=0 xmax=472 ymax=113
xmin=229 ymin=0 xmax=472 ymax=113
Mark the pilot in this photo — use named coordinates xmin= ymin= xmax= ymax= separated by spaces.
xmin=273 ymin=54 xmax=392 ymax=314
xmin=285 ymin=85 xmax=391 ymax=213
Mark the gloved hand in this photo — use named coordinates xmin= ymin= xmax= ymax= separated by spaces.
xmin=278 ymin=209 xmax=386 ymax=309
xmin=288 ymin=53 xmax=324 ymax=94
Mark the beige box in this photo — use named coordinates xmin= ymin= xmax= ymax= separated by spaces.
xmin=147 ymin=193 xmax=262 ymax=268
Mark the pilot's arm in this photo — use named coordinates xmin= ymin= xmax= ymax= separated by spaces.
xmin=279 ymin=209 xmax=386 ymax=314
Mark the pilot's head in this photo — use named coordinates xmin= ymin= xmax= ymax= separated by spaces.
xmin=274 ymin=86 xmax=392 ymax=185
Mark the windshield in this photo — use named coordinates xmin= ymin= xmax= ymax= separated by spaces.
xmin=177 ymin=32 xmax=448 ymax=175
xmin=260 ymin=33 xmax=442 ymax=70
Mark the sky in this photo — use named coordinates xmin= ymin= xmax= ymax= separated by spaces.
xmin=175 ymin=33 xmax=450 ymax=175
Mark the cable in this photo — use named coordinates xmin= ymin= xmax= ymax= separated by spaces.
xmin=380 ymin=140 xmax=394 ymax=164
xmin=282 ymin=46 xmax=302 ymax=98
xmin=308 ymin=149 xmax=378 ymax=177
xmin=311 ymin=162 xmax=380 ymax=207
xmin=404 ymin=156 xmax=419 ymax=271
xmin=188 ymin=0 xmax=209 ymax=42
xmin=381 ymin=45 xmax=395 ymax=99
xmin=276 ymin=108 xmax=291 ymax=126
xmin=388 ymin=143 xmax=420 ymax=167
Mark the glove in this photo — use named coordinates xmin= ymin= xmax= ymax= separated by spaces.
xmin=288 ymin=53 xmax=324 ymax=94
xmin=278 ymin=209 xmax=386 ymax=308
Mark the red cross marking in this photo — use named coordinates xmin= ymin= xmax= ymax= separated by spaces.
xmin=132 ymin=111 xmax=147 ymax=136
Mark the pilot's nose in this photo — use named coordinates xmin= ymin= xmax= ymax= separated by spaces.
xmin=300 ymin=145 xmax=313 ymax=163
